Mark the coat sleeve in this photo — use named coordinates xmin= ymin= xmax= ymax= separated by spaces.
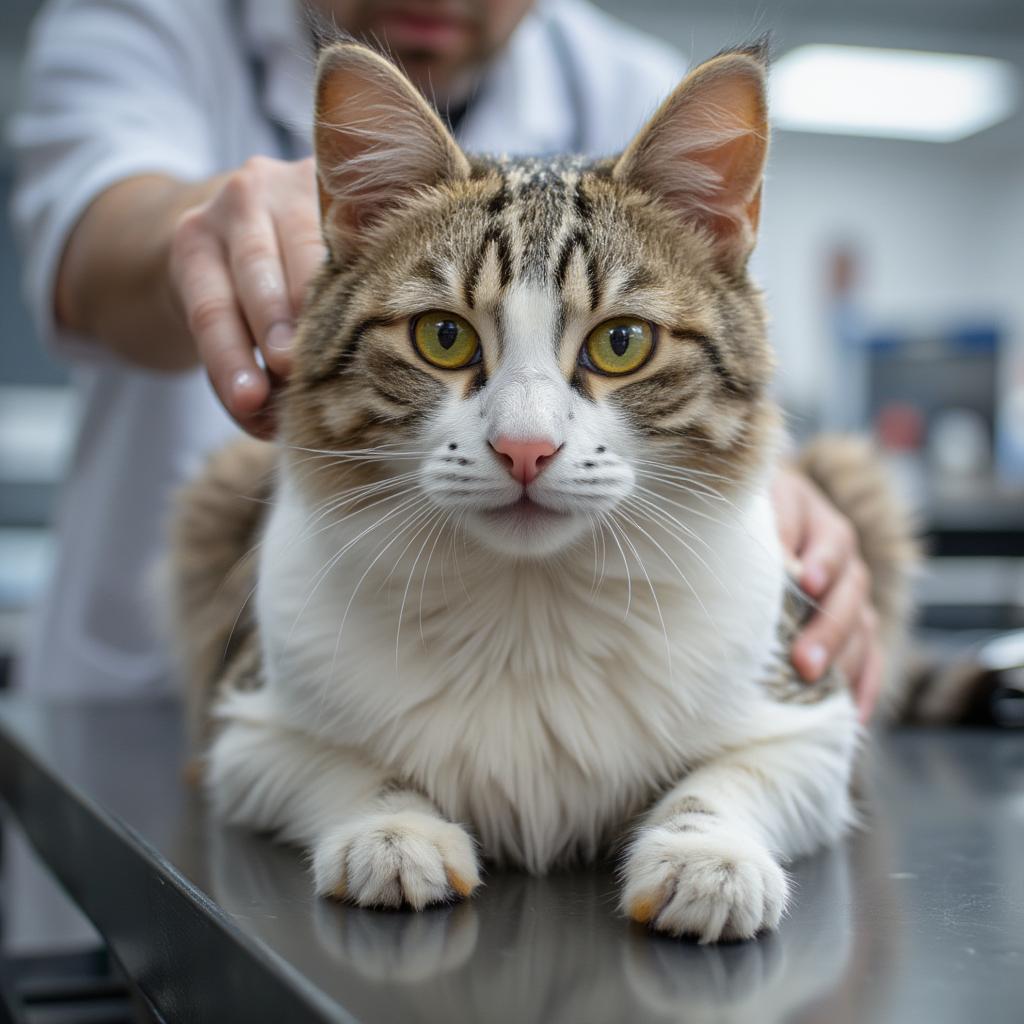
xmin=6 ymin=0 xmax=222 ymax=361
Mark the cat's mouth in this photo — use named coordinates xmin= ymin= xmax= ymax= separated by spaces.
xmin=484 ymin=494 xmax=570 ymax=524
xmin=464 ymin=492 xmax=588 ymax=556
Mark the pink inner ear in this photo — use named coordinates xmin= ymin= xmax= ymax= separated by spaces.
xmin=313 ymin=45 xmax=470 ymax=259
xmin=692 ymin=81 xmax=765 ymax=192
xmin=614 ymin=54 xmax=769 ymax=268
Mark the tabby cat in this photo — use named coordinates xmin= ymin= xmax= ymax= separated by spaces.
xmin=170 ymin=40 xmax=913 ymax=943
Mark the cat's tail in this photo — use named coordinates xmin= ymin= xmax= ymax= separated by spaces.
xmin=795 ymin=435 xmax=919 ymax=715
xmin=167 ymin=437 xmax=277 ymax=755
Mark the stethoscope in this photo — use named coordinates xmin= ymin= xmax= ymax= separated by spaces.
xmin=237 ymin=2 xmax=590 ymax=162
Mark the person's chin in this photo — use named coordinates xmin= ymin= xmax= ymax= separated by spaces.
xmin=465 ymin=499 xmax=586 ymax=558
xmin=368 ymin=10 xmax=475 ymax=64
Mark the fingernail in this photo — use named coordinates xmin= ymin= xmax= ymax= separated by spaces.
xmin=803 ymin=564 xmax=828 ymax=596
xmin=802 ymin=643 xmax=827 ymax=680
xmin=265 ymin=322 xmax=294 ymax=353
xmin=232 ymin=369 xmax=259 ymax=397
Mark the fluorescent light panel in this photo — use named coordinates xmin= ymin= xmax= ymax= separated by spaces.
xmin=771 ymin=44 xmax=1019 ymax=142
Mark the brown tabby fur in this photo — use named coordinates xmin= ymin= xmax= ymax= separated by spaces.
xmin=170 ymin=41 xmax=919 ymax=754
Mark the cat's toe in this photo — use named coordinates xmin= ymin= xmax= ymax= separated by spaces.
xmin=313 ymin=811 xmax=481 ymax=910
xmin=620 ymin=824 xmax=788 ymax=943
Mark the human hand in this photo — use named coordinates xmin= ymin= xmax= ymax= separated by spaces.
xmin=168 ymin=156 xmax=324 ymax=436
xmin=771 ymin=465 xmax=882 ymax=722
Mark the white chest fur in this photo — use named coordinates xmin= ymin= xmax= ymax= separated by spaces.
xmin=253 ymin=470 xmax=785 ymax=870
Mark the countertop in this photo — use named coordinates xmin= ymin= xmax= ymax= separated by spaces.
xmin=0 ymin=697 xmax=1022 ymax=1023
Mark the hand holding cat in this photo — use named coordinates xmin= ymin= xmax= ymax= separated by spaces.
xmin=772 ymin=465 xmax=882 ymax=721
xmin=169 ymin=156 xmax=325 ymax=437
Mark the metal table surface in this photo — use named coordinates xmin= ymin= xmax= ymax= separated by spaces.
xmin=0 ymin=697 xmax=1022 ymax=1024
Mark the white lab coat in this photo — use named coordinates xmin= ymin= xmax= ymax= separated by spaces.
xmin=9 ymin=0 xmax=686 ymax=697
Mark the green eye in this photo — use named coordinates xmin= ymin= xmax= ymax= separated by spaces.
xmin=582 ymin=318 xmax=655 ymax=375
xmin=412 ymin=311 xmax=480 ymax=370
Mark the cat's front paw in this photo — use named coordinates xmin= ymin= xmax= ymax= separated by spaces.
xmin=313 ymin=811 xmax=481 ymax=910
xmin=620 ymin=822 xmax=788 ymax=943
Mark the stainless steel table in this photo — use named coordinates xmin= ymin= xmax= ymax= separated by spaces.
xmin=0 ymin=697 xmax=1022 ymax=1023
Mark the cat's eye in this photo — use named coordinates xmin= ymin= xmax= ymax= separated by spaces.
xmin=581 ymin=318 xmax=655 ymax=376
xmin=411 ymin=311 xmax=481 ymax=370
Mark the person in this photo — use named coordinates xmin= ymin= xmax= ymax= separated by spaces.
xmin=9 ymin=0 xmax=882 ymax=717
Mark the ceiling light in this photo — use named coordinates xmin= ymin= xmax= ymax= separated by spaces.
xmin=771 ymin=44 xmax=1019 ymax=142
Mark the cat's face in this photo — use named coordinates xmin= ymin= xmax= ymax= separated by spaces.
xmin=283 ymin=43 xmax=777 ymax=559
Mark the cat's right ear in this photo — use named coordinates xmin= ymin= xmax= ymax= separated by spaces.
xmin=314 ymin=43 xmax=470 ymax=262
xmin=613 ymin=46 xmax=769 ymax=272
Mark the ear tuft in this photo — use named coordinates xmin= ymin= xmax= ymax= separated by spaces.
xmin=713 ymin=34 xmax=772 ymax=70
xmin=314 ymin=43 xmax=470 ymax=261
xmin=613 ymin=49 xmax=770 ymax=271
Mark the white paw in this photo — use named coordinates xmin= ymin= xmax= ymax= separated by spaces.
xmin=620 ymin=822 xmax=788 ymax=943
xmin=312 ymin=811 xmax=481 ymax=910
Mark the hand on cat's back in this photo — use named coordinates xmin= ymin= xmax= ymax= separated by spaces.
xmin=169 ymin=156 xmax=325 ymax=437
xmin=771 ymin=465 xmax=882 ymax=721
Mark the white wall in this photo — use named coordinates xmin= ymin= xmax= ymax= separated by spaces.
xmin=596 ymin=0 xmax=1024 ymax=426
xmin=753 ymin=135 xmax=1024 ymax=416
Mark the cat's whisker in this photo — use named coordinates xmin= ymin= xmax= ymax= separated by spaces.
xmin=634 ymin=483 xmax=735 ymax=529
xmin=453 ymin=514 xmax=473 ymax=606
xmin=637 ymin=471 xmax=732 ymax=504
xmin=637 ymin=471 xmax=742 ymax=517
xmin=287 ymin=492 xmax=425 ymax=646
xmin=623 ymin=496 xmax=734 ymax=603
xmin=298 ymin=472 xmax=422 ymax=538
xmin=283 ymin=441 xmax=431 ymax=460
xmin=637 ymin=481 xmax=782 ymax=571
xmin=626 ymin=491 xmax=717 ymax=555
xmin=309 ymin=501 xmax=429 ymax=723
xmin=443 ymin=510 xmax=470 ymax=609
xmin=379 ymin=502 xmax=443 ymax=592
xmin=299 ymin=477 xmax=423 ymax=544
xmin=418 ymin=509 xmax=453 ymax=645
xmin=326 ymin=501 xmax=436 ymax=686
xmin=635 ymin=468 xmax=733 ymax=505
xmin=301 ymin=488 xmax=426 ymax=556
xmin=440 ymin=511 xmax=462 ymax=610
xmin=625 ymin=497 xmax=731 ymax=585
xmin=214 ymin=538 xmax=263 ymax=600
xmin=319 ymin=501 xmax=434 ymax=716
xmin=292 ymin=465 xmax=416 ymax=514
xmin=600 ymin=511 xmax=632 ymax=622
xmin=288 ymin=452 xmax=428 ymax=475
xmin=302 ymin=477 xmax=418 ymax=524
xmin=300 ymin=479 xmax=427 ymax=543
xmin=597 ymin=514 xmax=609 ymax=596
xmin=376 ymin=504 xmax=438 ymax=606
xmin=585 ymin=514 xmax=611 ymax=603
xmin=615 ymin=506 xmax=720 ymax=641
xmin=395 ymin=507 xmax=448 ymax=666
xmin=633 ymin=458 xmax=738 ymax=488
xmin=607 ymin=512 xmax=673 ymax=678
xmin=632 ymin=458 xmax=738 ymax=484
xmin=587 ymin=516 xmax=600 ymax=595
xmin=221 ymin=576 xmax=260 ymax=666
xmin=290 ymin=456 xmax=418 ymax=494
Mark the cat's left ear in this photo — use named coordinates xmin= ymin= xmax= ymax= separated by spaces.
xmin=613 ymin=47 xmax=769 ymax=271
xmin=314 ymin=43 xmax=471 ymax=262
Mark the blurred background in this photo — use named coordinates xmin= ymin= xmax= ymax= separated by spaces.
xmin=1 ymin=0 xmax=1023 ymax=674
xmin=0 ymin=0 xmax=1022 ymax=1012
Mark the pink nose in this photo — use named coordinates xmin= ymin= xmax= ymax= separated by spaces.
xmin=490 ymin=436 xmax=560 ymax=485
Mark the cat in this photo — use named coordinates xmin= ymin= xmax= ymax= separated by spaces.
xmin=169 ymin=40 xmax=914 ymax=943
